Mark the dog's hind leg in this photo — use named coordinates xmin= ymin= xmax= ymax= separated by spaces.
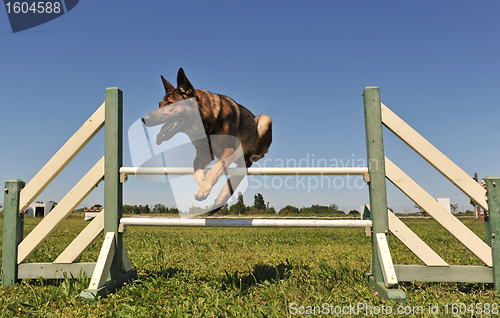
xmin=208 ymin=174 xmax=245 ymax=215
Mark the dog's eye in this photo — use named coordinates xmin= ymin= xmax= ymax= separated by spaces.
xmin=159 ymin=100 xmax=173 ymax=107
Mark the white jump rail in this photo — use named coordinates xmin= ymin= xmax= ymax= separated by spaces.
xmin=119 ymin=166 xmax=370 ymax=181
xmin=120 ymin=217 xmax=372 ymax=228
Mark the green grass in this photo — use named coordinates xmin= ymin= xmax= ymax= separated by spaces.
xmin=1 ymin=216 xmax=499 ymax=317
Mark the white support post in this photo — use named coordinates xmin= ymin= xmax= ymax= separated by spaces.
xmin=376 ymin=233 xmax=398 ymax=288
xmin=385 ymin=156 xmax=492 ymax=266
xmin=54 ymin=210 xmax=105 ymax=264
xmin=17 ymin=157 xmax=105 ymax=264
xmin=88 ymin=232 xmax=115 ymax=291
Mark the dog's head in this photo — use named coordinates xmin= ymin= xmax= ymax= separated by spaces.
xmin=142 ymin=68 xmax=200 ymax=145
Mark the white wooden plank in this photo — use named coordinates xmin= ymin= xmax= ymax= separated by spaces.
xmin=376 ymin=233 xmax=398 ymax=288
xmin=395 ymin=265 xmax=494 ymax=283
xmin=388 ymin=210 xmax=448 ymax=266
xmin=54 ymin=210 xmax=105 ymax=264
xmin=18 ymin=157 xmax=105 ymax=264
xmin=381 ymin=103 xmax=488 ymax=211
xmin=18 ymin=262 xmax=96 ymax=279
xmin=385 ymin=156 xmax=492 ymax=266
xmin=19 ymin=103 xmax=105 ymax=213
xmin=88 ymin=232 xmax=115 ymax=291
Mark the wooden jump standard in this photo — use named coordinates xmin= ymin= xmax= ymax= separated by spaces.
xmin=3 ymin=87 xmax=499 ymax=305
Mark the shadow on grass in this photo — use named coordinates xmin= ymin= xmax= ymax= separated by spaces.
xmin=135 ymin=260 xmax=306 ymax=294
xmin=221 ymin=259 xmax=306 ymax=293
xmin=140 ymin=266 xmax=187 ymax=279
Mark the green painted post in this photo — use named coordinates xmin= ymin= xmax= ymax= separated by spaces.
xmin=2 ymin=179 xmax=25 ymax=286
xmin=364 ymin=87 xmax=388 ymax=280
xmin=104 ymin=87 xmax=124 ymax=279
xmin=363 ymin=87 xmax=405 ymax=303
xmin=483 ymin=176 xmax=500 ymax=291
xmin=81 ymin=88 xmax=136 ymax=301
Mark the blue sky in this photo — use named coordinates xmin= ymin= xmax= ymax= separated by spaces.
xmin=1 ymin=1 xmax=499 ymax=213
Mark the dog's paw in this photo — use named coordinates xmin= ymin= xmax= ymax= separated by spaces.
xmin=195 ymin=184 xmax=211 ymax=201
xmin=194 ymin=169 xmax=206 ymax=185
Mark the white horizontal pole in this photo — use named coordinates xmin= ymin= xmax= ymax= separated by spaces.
xmin=120 ymin=217 xmax=372 ymax=228
xmin=119 ymin=166 xmax=369 ymax=176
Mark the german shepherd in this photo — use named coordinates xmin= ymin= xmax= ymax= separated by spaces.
xmin=142 ymin=68 xmax=272 ymax=214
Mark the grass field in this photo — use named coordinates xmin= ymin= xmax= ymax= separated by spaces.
xmin=1 ymin=216 xmax=499 ymax=317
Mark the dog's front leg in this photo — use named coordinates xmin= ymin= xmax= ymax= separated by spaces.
xmin=195 ymin=148 xmax=237 ymax=201
xmin=192 ymin=144 xmax=213 ymax=186
xmin=194 ymin=169 xmax=205 ymax=186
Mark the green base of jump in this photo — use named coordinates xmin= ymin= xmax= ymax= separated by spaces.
xmin=80 ymin=268 xmax=137 ymax=302
xmin=366 ymin=273 xmax=406 ymax=305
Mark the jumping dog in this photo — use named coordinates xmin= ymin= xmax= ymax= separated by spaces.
xmin=142 ymin=68 xmax=272 ymax=214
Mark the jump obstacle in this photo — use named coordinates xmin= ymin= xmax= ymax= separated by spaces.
xmin=2 ymin=87 xmax=499 ymax=304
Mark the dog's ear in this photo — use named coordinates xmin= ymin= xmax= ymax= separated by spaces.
xmin=161 ymin=75 xmax=175 ymax=93
xmin=177 ymin=68 xmax=195 ymax=94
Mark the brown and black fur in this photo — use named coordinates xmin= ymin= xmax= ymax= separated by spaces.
xmin=142 ymin=68 xmax=272 ymax=213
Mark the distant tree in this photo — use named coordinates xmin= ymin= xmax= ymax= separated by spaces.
xmin=170 ymin=208 xmax=180 ymax=215
xmin=123 ymin=205 xmax=131 ymax=214
xmin=470 ymin=199 xmax=477 ymax=208
xmin=267 ymin=206 xmax=277 ymax=216
xmin=348 ymin=210 xmax=360 ymax=215
xmin=414 ymin=204 xmax=424 ymax=213
xmin=217 ymin=204 xmax=230 ymax=215
xmin=253 ymin=193 xmax=266 ymax=211
xmin=279 ymin=205 xmax=300 ymax=215
xmin=302 ymin=205 xmax=331 ymax=215
xmin=450 ymin=203 xmax=458 ymax=214
xmin=188 ymin=205 xmax=207 ymax=215
xmin=237 ymin=192 xmax=244 ymax=205
xmin=329 ymin=203 xmax=339 ymax=212
xmin=93 ymin=204 xmax=102 ymax=208
xmin=230 ymin=200 xmax=246 ymax=215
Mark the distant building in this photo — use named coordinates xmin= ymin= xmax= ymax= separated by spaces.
xmin=437 ymin=198 xmax=451 ymax=213
xmin=24 ymin=201 xmax=56 ymax=217
xmin=84 ymin=206 xmax=103 ymax=221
